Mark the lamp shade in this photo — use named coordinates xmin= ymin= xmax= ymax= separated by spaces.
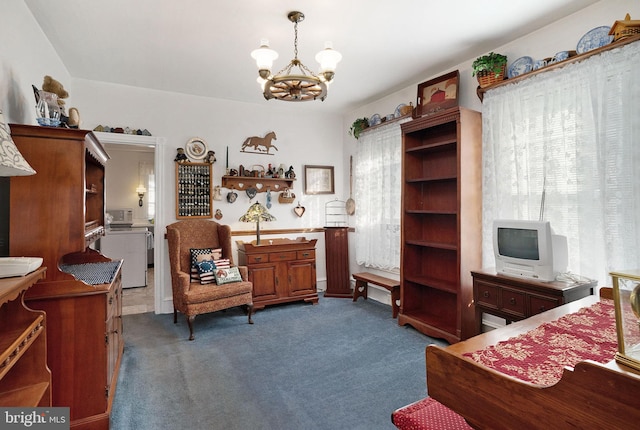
xmin=251 ymin=39 xmax=279 ymax=75
xmin=315 ymin=41 xmax=342 ymax=76
xmin=0 ymin=110 xmax=36 ymax=176
xmin=239 ymin=201 xmax=276 ymax=245
xmin=239 ymin=201 xmax=276 ymax=224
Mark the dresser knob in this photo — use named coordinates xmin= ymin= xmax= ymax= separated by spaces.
xmin=483 ymin=291 xmax=490 ymax=298
xmin=509 ymin=298 xmax=516 ymax=305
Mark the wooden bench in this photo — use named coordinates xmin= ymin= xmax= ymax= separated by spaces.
xmin=352 ymin=272 xmax=400 ymax=318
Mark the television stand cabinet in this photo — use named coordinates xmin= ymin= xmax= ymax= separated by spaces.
xmin=472 ymin=268 xmax=596 ymax=336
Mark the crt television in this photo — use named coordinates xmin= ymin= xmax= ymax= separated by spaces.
xmin=493 ymin=219 xmax=568 ymax=282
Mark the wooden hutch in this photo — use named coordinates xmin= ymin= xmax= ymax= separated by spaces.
xmin=0 ymin=268 xmax=50 ymax=408
xmin=8 ymin=124 xmax=123 ymax=430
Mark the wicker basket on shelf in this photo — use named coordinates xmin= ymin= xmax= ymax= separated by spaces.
xmin=476 ymin=64 xmax=506 ymax=88
xmin=278 ymin=189 xmax=295 ymax=204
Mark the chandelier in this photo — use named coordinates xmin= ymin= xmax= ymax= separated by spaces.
xmin=251 ymin=11 xmax=342 ymax=102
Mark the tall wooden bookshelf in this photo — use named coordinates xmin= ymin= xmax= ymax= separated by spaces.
xmin=398 ymin=107 xmax=482 ymax=343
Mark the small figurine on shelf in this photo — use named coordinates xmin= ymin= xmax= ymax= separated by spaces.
xmin=204 ymin=150 xmax=216 ymax=164
xmin=286 ymin=166 xmax=296 ymax=179
xmin=175 ymin=148 xmax=188 ymax=163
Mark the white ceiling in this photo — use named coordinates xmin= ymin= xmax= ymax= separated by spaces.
xmin=24 ymin=0 xmax=598 ymax=114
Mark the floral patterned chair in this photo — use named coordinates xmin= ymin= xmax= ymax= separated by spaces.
xmin=166 ymin=220 xmax=253 ymax=340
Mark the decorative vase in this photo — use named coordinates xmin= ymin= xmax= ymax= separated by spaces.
xmin=35 ymin=90 xmax=61 ymax=126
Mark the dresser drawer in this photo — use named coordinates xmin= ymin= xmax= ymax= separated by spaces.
xmin=297 ymin=249 xmax=315 ymax=260
xmin=500 ymin=288 xmax=526 ymax=318
xmin=247 ymin=253 xmax=269 ymax=264
xmin=475 ymin=281 xmax=499 ymax=309
xmin=269 ymin=251 xmax=296 ymax=262
xmin=529 ymin=294 xmax=561 ymax=316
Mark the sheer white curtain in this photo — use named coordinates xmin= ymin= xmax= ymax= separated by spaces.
xmin=482 ymin=41 xmax=640 ymax=286
xmin=354 ymin=119 xmax=409 ymax=271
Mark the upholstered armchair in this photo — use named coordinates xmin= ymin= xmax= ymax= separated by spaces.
xmin=166 ymin=220 xmax=253 ymax=340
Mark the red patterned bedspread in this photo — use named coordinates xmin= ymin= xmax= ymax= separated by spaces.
xmin=393 ymin=300 xmax=619 ymax=429
xmin=463 ymin=299 xmax=618 ymax=385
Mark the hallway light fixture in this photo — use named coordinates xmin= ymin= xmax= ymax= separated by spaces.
xmin=251 ymin=11 xmax=342 ymax=102
xmin=136 ymin=184 xmax=146 ymax=207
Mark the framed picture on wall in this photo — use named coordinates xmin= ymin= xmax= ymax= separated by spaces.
xmin=416 ymin=70 xmax=460 ymax=117
xmin=304 ymin=165 xmax=334 ymax=195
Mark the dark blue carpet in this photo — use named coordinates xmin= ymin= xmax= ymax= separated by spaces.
xmin=110 ymin=294 xmax=447 ymax=429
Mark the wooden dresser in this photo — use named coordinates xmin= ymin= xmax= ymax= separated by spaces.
xmin=471 ymin=268 xmax=596 ymax=335
xmin=237 ymin=238 xmax=318 ymax=310
xmin=0 ymin=267 xmax=50 ymax=407
xmin=8 ymin=124 xmax=123 ymax=430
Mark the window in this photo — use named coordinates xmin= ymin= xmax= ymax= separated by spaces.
xmin=482 ymin=41 xmax=640 ymax=286
xmin=354 ymin=119 xmax=410 ymax=271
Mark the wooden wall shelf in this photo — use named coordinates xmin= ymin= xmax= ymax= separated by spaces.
xmin=221 ymin=175 xmax=295 ymax=193
xmin=477 ymin=34 xmax=640 ymax=101
xmin=359 ymin=113 xmax=412 ymax=137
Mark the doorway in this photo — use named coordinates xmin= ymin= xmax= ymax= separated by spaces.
xmin=97 ymin=132 xmax=163 ymax=314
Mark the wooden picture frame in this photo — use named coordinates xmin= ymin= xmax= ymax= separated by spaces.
xmin=416 ymin=70 xmax=460 ymax=117
xmin=304 ymin=165 xmax=334 ymax=195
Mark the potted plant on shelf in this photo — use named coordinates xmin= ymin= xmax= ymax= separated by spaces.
xmin=349 ymin=117 xmax=369 ymax=139
xmin=472 ymin=52 xmax=508 ymax=88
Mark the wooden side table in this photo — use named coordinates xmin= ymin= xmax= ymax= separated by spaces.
xmin=472 ymin=268 xmax=597 ymax=336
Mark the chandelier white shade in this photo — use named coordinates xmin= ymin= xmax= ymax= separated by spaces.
xmin=251 ymin=11 xmax=341 ymax=102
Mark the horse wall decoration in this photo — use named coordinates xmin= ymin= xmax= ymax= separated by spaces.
xmin=241 ymin=131 xmax=278 ymax=155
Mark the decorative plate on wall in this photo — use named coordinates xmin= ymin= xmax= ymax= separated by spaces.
xmin=186 ymin=137 xmax=207 ymax=160
xmin=507 ymin=56 xmax=534 ymax=79
xmin=576 ymin=26 xmax=614 ymax=54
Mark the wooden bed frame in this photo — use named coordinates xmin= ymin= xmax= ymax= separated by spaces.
xmin=425 ymin=293 xmax=640 ymax=429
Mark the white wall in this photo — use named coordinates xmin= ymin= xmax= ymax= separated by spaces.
xmin=2 ymin=0 xmax=636 ymax=311
xmin=342 ymin=0 xmax=638 ymax=304
xmin=69 ymin=80 xmax=343 ymax=312
xmin=0 ymin=1 xmax=70 ymax=124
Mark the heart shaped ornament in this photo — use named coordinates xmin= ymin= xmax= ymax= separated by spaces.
xmin=246 ymin=187 xmax=257 ymax=199
xmin=293 ymin=203 xmax=305 ymax=217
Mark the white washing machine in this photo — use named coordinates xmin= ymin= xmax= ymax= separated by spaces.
xmin=100 ymin=228 xmax=149 ymax=288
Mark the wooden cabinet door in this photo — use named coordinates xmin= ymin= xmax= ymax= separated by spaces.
xmin=248 ymin=263 xmax=279 ymax=300
xmin=287 ymin=260 xmax=316 ymax=296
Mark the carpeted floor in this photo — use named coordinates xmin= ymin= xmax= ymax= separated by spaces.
xmin=110 ymin=294 xmax=447 ymax=430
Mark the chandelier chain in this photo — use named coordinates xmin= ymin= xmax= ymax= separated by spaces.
xmin=293 ymin=20 xmax=299 ymax=60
